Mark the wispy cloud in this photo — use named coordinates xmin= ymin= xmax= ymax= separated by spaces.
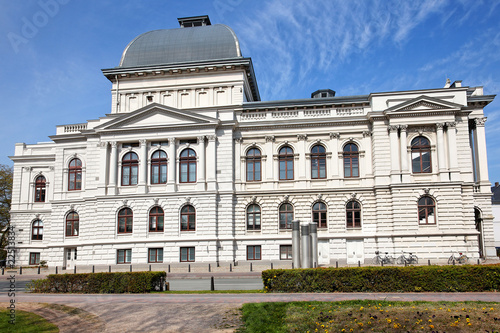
xmin=235 ymin=0 xmax=454 ymax=100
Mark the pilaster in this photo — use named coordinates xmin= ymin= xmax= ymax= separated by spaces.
xmin=388 ymin=125 xmax=400 ymax=183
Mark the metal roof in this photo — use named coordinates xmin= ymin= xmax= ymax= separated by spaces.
xmin=119 ymin=24 xmax=242 ymax=68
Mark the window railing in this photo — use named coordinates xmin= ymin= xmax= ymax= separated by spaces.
xmin=239 ymin=106 xmax=365 ymax=122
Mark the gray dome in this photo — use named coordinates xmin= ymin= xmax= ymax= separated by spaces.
xmin=119 ymin=24 xmax=242 ymax=68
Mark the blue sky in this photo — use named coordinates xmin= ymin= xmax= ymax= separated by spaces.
xmin=1 ymin=0 xmax=500 ymax=182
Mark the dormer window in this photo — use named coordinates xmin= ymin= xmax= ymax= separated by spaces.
xmin=178 ymin=15 xmax=211 ymax=27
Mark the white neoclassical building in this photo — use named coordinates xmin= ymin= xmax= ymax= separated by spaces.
xmin=10 ymin=16 xmax=498 ymax=268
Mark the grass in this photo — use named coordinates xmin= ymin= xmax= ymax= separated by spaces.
xmin=0 ymin=308 xmax=59 ymax=333
xmin=153 ymin=289 xmax=264 ymax=294
xmin=238 ymin=300 xmax=500 ymax=332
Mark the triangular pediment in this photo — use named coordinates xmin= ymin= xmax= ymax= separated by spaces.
xmin=385 ymin=95 xmax=463 ymax=115
xmin=95 ymin=103 xmax=219 ymax=131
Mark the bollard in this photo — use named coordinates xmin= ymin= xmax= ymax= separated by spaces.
xmin=217 ymin=261 xmax=220 ymax=268
xmin=271 ymin=263 xmax=273 ymax=270
xmin=55 ymin=266 xmax=58 ymax=274
xmin=381 ymin=261 xmax=384 ymax=267
xmin=168 ymin=264 xmax=170 ymax=273
xmin=358 ymin=261 xmax=360 ymax=267
xmin=1 ymin=268 xmax=4 ymax=275
xmin=109 ymin=265 xmax=111 ymax=273
xmin=428 ymin=259 xmax=431 ymax=266
xmin=314 ymin=262 xmax=317 ymax=268
xmin=336 ymin=261 xmax=338 ymax=268
xmin=250 ymin=263 xmax=252 ymax=272
xmin=130 ymin=265 xmax=132 ymax=272
xmin=405 ymin=261 xmax=407 ymax=267
xmin=149 ymin=264 xmax=151 ymax=272
xmin=92 ymin=265 xmax=95 ymax=273
xmin=38 ymin=266 xmax=40 ymax=274
xmin=211 ymin=276 xmax=215 ymax=291
xmin=453 ymin=260 xmax=456 ymax=266
xmin=292 ymin=262 xmax=294 ymax=269
xmin=209 ymin=264 xmax=211 ymax=272
xmin=74 ymin=266 xmax=76 ymax=274
xmin=188 ymin=264 xmax=191 ymax=273
xmin=20 ymin=266 xmax=22 ymax=275
xmin=230 ymin=263 xmax=232 ymax=272
xmin=477 ymin=259 xmax=480 ymax=265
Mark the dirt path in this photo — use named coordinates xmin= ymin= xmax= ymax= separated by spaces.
xmin=4 ymin=302 xmax=243 ymax=333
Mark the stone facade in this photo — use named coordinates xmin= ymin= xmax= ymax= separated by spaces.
xmin=9 ymin=16 xmax=498 ymax=268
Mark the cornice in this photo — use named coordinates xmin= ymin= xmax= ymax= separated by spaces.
xmin=9 ymin=154 xmax=56 ymax=162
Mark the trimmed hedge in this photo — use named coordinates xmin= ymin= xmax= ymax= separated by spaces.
xmin=27 ymin=271 xmax=166 ymax=293
xmin=262 ymin=265 xmax=500 ymax=293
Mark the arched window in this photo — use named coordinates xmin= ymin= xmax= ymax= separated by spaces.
xmin=418 ymin=196 xmax=435 ymax=224
xmin=149 ymin=206 xmax=164 ymax=232
xmin=180 ymin=149 xmax=196 ymax=183
xmin=346 ymin=200 xmax=361 ymax=228
xmin=118 ymin=208 xmax=133 ymax=234
xmin=35 ymin=176 xmax=46 ymax=202
xmin=247 ymin=204 xmax=261 ymax=230
xmin=68 ymin=158 xmax=82 ymax=191
xmin=312 ymin=202 xmax=327 ymax=228
xmin=279 ymin=203 xmax=294 ymax=229
xmin=246 ymin=148 xmax=262 ymax=182
xmin=411 ymin=136 xmax=431 ymax=173
xmin=180 ymin=205 xmax=196 ymax=231
xmin=122 ymin=152 xmax=138 ymax=186
xmin=32 ymin=220 xmax=43 ymax=240
xmin=279 ymin=146 xmax=294 ymax=180
xmin=151 ymin=150 xmax=168 ymax=184
xmin=66 ymin=212 xmax=79 ymax=237
xmin=343 ymin=143 xmax=359 ymax=178
xmin=311 ymin=145 xmax=326 ymax=179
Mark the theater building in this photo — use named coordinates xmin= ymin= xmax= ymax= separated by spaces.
xmin=10 ymin=16 xmax=497 ymax=268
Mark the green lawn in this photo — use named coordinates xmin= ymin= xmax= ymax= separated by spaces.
xmin=0 ymin=308 xmax=58 ymax=333
xmin=238 ymin=300 xmax=500 ymax=332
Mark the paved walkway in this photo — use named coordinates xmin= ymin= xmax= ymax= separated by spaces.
xmin=4 ymin=291 xmax=500 ymax=304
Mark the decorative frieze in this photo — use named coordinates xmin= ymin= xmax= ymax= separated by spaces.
xmin=265 ymin=135 xmax=275 ymax=143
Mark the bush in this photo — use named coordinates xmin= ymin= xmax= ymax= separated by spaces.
xmin=27 ymin=271 xmax=166 ymax=293
xmin=262 ymin=265 xmax=500 ymax=293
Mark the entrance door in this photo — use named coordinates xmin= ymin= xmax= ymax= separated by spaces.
xmin=318 ymin=240 xmax=330 ymax=265
xmin=346 ymin=239 xmax=364 ymax=264
xmin=64 ymin=248 xmax=77 ymax=269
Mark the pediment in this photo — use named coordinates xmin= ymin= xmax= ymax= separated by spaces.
xmin=385 ymin=95 xmax=463 ymax=115
xmin=95 ymin=103 xmax=219 ymax=131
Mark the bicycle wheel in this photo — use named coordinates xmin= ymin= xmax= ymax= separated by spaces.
xmin=409 ymin=255 xmax=418 ymax=264
xmin=396 ymin=255 xmax=405 ymax=265
xmin=372 ymin=256 xmax=381 ymax=265
xmin=447 ymin=256 xmax=455 ymax=265
xmin=459 ymin=255 xmax=468 ymax=264
xmin=386 ymin=256 xmax=394 ymax=264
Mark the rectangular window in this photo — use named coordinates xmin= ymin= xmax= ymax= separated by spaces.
xmin=117 ymin=249 xmax=132 ymax=264
xmin=247 ymin=245 xmax=261 ymax=260
xmin=148 ymin=248 xmax=164 ymax=263
xmin=180 ymin=247 xmax=195 ymax=262
xmin=122 ymin=142 xmax=139 ymax=148
xmin=280 ymin=245 xmax=292 ymax=260
xmin=150 ymin=141 xmax=169 ymax=147
xmin=29 ymin=252 xmax=40 ymax=265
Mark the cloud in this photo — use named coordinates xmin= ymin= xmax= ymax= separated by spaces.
xmin=234 ymin=0 xmax=455 ymax=100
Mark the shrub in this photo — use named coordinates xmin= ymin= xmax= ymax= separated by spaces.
xmin=27 ymin=271 xmax=166 ymax=293
xmin=262 ymin=265 xmax=500 ymax=293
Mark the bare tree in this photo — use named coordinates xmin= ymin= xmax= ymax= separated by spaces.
xmin=0 ymin=164 xmax=13 ymax=261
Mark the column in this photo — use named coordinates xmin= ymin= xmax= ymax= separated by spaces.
xmin=474 ymin=117 xmax=490 ymax=191
xmin=362 ymin=131 xmax=373 ymax=179
xmin=98 ymin=142 xmax=108 ymax=195
xmin=329 ymin=133 xmax=339 ymax=178
xmin=197 ymin=136 xmax=206 ymax=191
xmin=265 ymin=136 xmax=275 ymax=182
xmin=207 ymin=135 xmax=217 ymax=191
xmin=138 ymin=139 xmax=148 ymax=193
xmin=198 ymin=136 xmax=206 ymax=182
xmin=167 ymin=137 xmax=176 ymax=191
xmin=399 ymin=125 xmax=410 ymax=182
xmin=388 ymin=126 xmax=400 ymax=183
xmin=436 ymin=123 xmax=447 ymax=181
xmin=108 ymin=141 xmax=118 ymax=195
xmin=297 ymin=134 xmax=307 ymax=180
xmin=446 ymin=122 xmax=460 ymax=181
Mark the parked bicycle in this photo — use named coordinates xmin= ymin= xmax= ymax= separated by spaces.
xmin=372 ymin=251 xmax=394 ymax=265
xmin=448 ymin=252 xmax=468 ymax=265
xmin=396 ymin=251 xmax=418 ymax=265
